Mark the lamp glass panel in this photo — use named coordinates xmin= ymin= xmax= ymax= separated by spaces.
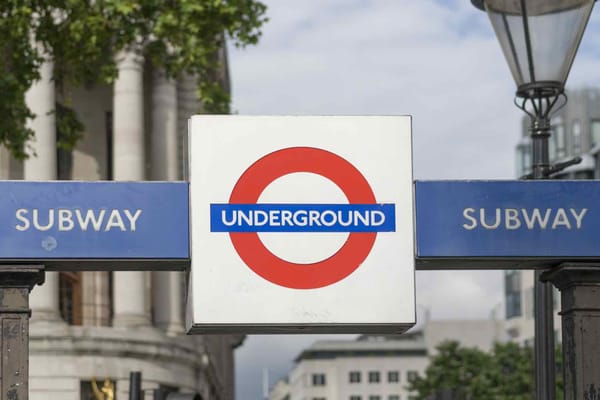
xmin=485 ymin=0 xmax=594 ymax=87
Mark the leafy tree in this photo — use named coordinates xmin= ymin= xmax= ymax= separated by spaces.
xmin=408 ymin=341 xmax=563 ymax=400
xmin=0 ymin=0 xmax=267 ymax=159
xmin=408 ymin=341 xmax=497 ymax=399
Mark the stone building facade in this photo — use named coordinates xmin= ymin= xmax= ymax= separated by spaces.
xmin=2 ymin=44 xmax=242 ymax=400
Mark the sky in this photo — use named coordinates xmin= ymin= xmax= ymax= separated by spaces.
xmin=227 ymin=1 xmax=600 ymax=399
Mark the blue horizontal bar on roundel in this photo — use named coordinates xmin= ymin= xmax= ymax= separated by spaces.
xmin=210 ymin=203 xmax=396 ymax=233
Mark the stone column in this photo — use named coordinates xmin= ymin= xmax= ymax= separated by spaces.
xmin=151 ymin=68 xmax=178 ymax=182
xmin=0 ymin=147 xmax=10 ymax=179
xmin=150 ymin=68 xmax=184 ymax=335
xmin=177 ymin=73 xmax=200 ymax=180
xmin=112 ymin=50 xmax=150 ymax=328
xmin=542 ymin=263 xmax=600 ymax=400
xmin=25 ymin=57 xmax=62 ymax=323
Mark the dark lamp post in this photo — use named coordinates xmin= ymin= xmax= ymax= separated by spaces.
xmin=472 ymin=1 xmax=595 ymax=400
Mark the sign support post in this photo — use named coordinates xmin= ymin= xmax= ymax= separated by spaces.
xmin=529 ymin=102 xmax=556 ymax=400
xmin=542 ymin=264 xmax=600 ymax=400
xmin=0 ymin=266 xmax=44 ymax=400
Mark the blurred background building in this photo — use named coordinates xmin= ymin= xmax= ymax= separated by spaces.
xmin=1 ymin=43 xmax=243 ymax=400
xmin=507 ymin=87 xmax=600 ymax=346
xmin=268 ymin=318 xmax=505 ymax=400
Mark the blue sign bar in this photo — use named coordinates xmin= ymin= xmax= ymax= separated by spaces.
xmin=0 ymin=181 xmax=188 ymax=269
xmin=416 ymin=180 xmax=600 ymax=263
xmin=210 ymin=204 xmax=396 ymax=232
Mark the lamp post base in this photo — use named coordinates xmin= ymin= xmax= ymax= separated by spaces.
xmin=0 ymin=266 xmax=45 ymax=400
xmin=542 ymin=263 xmax=600 ymax=400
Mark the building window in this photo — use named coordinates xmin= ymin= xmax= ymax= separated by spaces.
xmin=59 ymin=272 xmax=82 ymax=325
xmin=505 ymin=270 xmax=522 ymax=318
xmin=516 ymin=142 xmax=532 ymax=177
xmin=387 ymin=371 xmax=400 ymax=383
xmin=592 ymin=120 xmax=600 ymax=147
xmin=349 ymin=371 xmax=361 ymax=383
xmin=406 ymin=371 xmax=418 ymax=383
xmin=312 ymin=374 xmax=326 ymax=386
xmin=350 ymin=396 xmax=362 ymax=400
xmin=368 ymin=371 xmax=380 ymax=383
xmin=553 ymin=118 xmax=566 ymax=158
xmin=56 ymin=103 xmax=76 ymax=180
xmin=572 ymin=120 xmax=582 ymax=154
xmin=388 ymin=396 xmax=400 ymax=400
xmin=105 ymin=111 xmax=113 ymax=180
xmin=549 ymin=133 xmax=557 ymax=161
xmin=525 ymin=287 xmax=534 ymax=319
xmin=368 ymin=396 xmax=381 ymax=400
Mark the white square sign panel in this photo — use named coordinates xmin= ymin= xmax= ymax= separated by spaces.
xmin=187 ymin=116 xmax=415 ymax=333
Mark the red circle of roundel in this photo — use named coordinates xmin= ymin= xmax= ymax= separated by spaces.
xmin=228 ymin=147 xmax=377 ymax=289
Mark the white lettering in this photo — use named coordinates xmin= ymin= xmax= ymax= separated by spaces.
xmin=293 ymin=211 xmax=307 ymax=226
xmin=58 ymin=209 xmax=74 ymax=231
xmin=570 ymin=208 xmax=587 ymax=229
xmin=462 ymin=208 xmax=477 ymax=230
xmin=338 ymin=211 xmax=353 ymax=227
xmin=480 ymin=208 xmax=501 ymax=230
xmin=552 ymin=208 xmax=571 ymax=229
xmin=370 ymin=211 xmax=385 ymax=226
xmin=354 ymin=210 xmax=369 ymax=226
xmin=505 ymin=208 xmax=521 ymax=230
xmin=123 ymin=209 xmax=142 ymax=231
xmin=221 ymin=210 xmax=236 ymax=226
xmin=321 ymin=210 xmax=337 ymax=227
xmin=215 ymin=207 xmax=396 ymax=229
xmin=521 ymin=208 xmax=551 ymax=230
xmin=76 ymin=209 xmax=106 ymax=231
xmin=269 ymin=210 xmax=281 ymax=226
xmin=254 ymin=210 xmax=268 ymax=226
xmin=104 ymin=210 xmax=126 ymax=231
xmin=238 ymin=210 xmax=252 ymax=226
xmin=32 ymin=209 xmax=53 ymax=231
xmin=309 ymin=210 xmax=321 ymax=226
xmin=281 ymin=210 xmax=293 ymax=226
xmin=15 ymin=209 xmax=30 ymax=231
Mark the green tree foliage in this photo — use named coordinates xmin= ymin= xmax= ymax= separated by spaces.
xmin=408 ymin=341 xmax=563 ymax=400
xmin=0 ymin=0 xmax=267 ymax=159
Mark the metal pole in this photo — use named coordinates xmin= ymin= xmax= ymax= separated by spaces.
xmin=541 ymin=263 xmax=600 ymax=400
xmin=0 ymin=266 xmax=45 ymax=400
xmin=129 ymin=371 xmax=142 ymax=400
xmin=530 ymin=117 xmax=556 ymax=400
xmin=153 ymin=388 xmax=165 ymax=400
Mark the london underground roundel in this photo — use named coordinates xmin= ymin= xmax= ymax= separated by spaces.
xmin=188 ymin=115 xmax=415 ymax=335
xmin=210 ymin=147 xmax=396 ymax=289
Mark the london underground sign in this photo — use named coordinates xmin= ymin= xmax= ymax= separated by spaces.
xmin=210 ymin=147 xmax=396 ymax=289
xmin=187 ymin=116 xmax=415 ymax=333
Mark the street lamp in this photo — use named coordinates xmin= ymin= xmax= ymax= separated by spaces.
xmin=472 ymin=0 xmax=595 ymax=177
xmin=472 ymin=1 xmax=595 ymax=399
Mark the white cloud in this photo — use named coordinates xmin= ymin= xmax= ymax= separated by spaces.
xmin=228 ymin=1 xmax=600 ymax=398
